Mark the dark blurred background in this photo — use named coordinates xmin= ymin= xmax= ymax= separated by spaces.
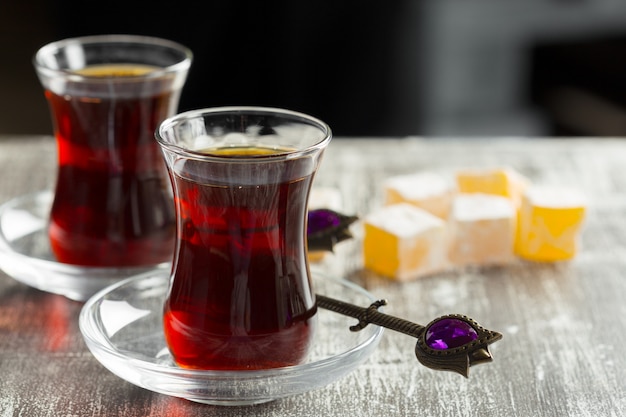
xmin=3 ymin=1 xmax=626 ymax=137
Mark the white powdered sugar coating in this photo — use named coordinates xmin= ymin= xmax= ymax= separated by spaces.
xmin=309 ymin=187 xmax=343 ymax=211
xmin=365 ymin=203 xmax=445 ymax=237
xmin=384 ymin=172 xmax=453 ymax=199
xmin=452 ymin=193 xmax=515 ymax=221
xmin=525 ymin=186 xmax=586 ymax=208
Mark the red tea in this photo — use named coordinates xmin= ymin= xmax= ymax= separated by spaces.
xmin=163 ymin=146 xmax=318 ymax=370
xmin=45 ymin=64 xmax=176 ymax=266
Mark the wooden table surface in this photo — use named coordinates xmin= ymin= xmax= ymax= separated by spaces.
xmin=1 ymin=135 xmax=625 ymax=417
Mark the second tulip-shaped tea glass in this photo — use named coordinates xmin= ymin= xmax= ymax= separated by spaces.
xmin=156 ymin=107 xmax=332 ymax=370
xmin=34 ymin=35 xmax=192 ymax=267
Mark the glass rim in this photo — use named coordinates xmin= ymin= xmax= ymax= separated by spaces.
xmin=155 ymin=106 xmax=333 ymax=162
xmin=33 ymin=34 xmax=193 ymax=82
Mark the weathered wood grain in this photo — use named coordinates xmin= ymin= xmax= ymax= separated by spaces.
xmin=1 ymin=136 xmax=624 ymax=416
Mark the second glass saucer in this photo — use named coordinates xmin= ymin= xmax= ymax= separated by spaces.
xmin=79 ymin=270 xmax=384 ymax=405
xmin=0 ymin=191 xmax=169 ymax=301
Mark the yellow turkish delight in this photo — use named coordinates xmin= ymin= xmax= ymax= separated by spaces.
xmin=515 ymin=186 xmax=586 ymax=261
xmin=363 ymin=203 xmax=448 ymax=281
xmin=456 ymin=167 xmax=529 ymax=207
xmin=448 ymin=194 xmax=516 ymax=266
xmin=384 ymin=172 xmax=455 ymax=219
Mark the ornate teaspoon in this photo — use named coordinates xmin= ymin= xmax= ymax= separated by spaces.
xmin=316 ymin=294 xmax=503 ymax=378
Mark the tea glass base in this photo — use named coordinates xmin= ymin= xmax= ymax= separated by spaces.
xmin=79 ymin=270 xmax=384 ymax=406
xmin=0 ymin=191 xmax=169 ymax=301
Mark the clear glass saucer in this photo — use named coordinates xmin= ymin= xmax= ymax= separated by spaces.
xmin=0 ymin=191 xmax=169 ymax=301
xmin=79 ymin=270 xmax=384 ymax=406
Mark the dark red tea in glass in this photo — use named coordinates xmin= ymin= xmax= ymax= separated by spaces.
xmin=156 ymin=107 xmax=332 ymax=370
xmin=33 ymin=35 xmax=192 ymax=267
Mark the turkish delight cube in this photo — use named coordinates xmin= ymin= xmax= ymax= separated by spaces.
xmin=384 ymin=172 xmax=455 ymax=219
xmin=363 ymin=203 xmax=448 ymax=281
xmin=448 ymin=193 xmax=517 ymax=266
xmin=515 ymin=186 xmax=586 ymax=261
xmin=456 ymin=167 xmax=529 ymax=207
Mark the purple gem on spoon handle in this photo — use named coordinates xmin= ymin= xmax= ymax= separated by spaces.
xmin=426 ymin=318 xmax=479 ymax=350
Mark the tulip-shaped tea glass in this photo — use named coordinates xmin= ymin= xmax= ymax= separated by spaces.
xmin=156 ymin=107 xmax=332 ymax=370
xmin=34 ymin=35 xmax=192 ymax=267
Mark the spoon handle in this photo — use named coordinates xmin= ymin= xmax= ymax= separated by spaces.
xmin=316 ymin=294 xmax=424 ymax=338
xmin=316 ymin=293 xmax=503 ymax=377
